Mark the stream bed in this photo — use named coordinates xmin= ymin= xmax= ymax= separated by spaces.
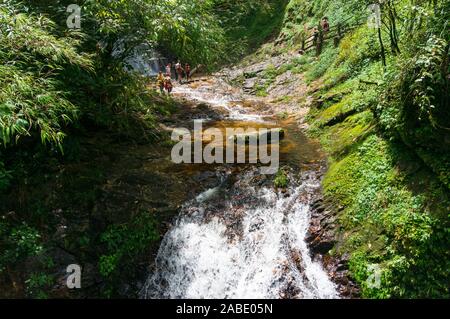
xmin=141 ymin=78 xmax=339 ymax=299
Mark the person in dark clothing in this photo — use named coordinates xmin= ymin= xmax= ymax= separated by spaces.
xmin=321 ymin=17 xmax=330 ymax=33
xmin=185 ymin=63 xmax=191 ymax=82
xmin=175 ymin=61 xmax=184 ymax=84
xmin=313 ymin=26 xmax=323 ymax=56
xmin=312 ymin=27 xmax=319 ymax=44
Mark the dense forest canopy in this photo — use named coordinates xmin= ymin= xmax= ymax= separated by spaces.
xmin=0 ymin=0 xmax=283 ymax=151
xmin=0 ymin=0 xmax=448 ymax=299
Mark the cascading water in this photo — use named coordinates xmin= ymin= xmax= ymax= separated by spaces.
xmin=113 ymin=40 xmax=168 ymax=77
xmin=142 ymin=170 xmax=338 ymax=299
xmin=173 ymin=81 xmax=273 ymax=123
xmin=141 ymin=78 xmax=339 ymax=299
xmin=125 ymin=46 xmax=168 ymax=76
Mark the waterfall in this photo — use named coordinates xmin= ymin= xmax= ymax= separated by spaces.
xmin=125 ymin=45 xmax=168 ymax=77
xmin=141 ymin=170 xmax=338 ymax=299
xmin=113 ymin=40 xmax=168 ymax=77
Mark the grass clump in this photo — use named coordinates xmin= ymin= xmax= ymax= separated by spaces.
xmin=274 ymin=169 xmax=289 ymax=188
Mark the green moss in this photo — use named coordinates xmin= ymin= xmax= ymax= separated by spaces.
xmin=321 ymin=132 xmax=450 ymax=298
xmin=319 ymin=111 xmax=373 ymax=156
xmin=306 ymin=38 xmax=449 ymax=297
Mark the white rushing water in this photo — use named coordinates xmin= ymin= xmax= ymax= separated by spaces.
xmin=173 ymin=83 xmax=271 ymax=123
xmin=142 ymin=171 xmax=338 ymax=299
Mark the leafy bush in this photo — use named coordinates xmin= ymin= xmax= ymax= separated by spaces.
xmin=25 ymin=272 xmax=54 ymax=299
xmin=0 ymin=222 xmax=42 ymax=272
xmin=305 ymin=46 xmax=339 ymax=82
xmin=0 ymin=7 xmax=92 ymax=148
xmin=99 ymin=212 xmax=159 ymax=281
xmin=214 ymin=0 xmax=289 ymax=60
xmin=378 ymin=36 xmax=449 ymax=153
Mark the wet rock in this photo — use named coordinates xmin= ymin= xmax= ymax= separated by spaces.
xmin=243 ymin=78 xmax=257 ymax=93
xmin=336 ymin=258 xmax=349 ymax=272
xmin=310 ymin=236 xmax=336 ymax=255
xmin=307 ymin=195 xmax=360 ymax=298
xmin=228 ymin=128 xmax=285 ymax=144
xmin=192 ymin=171 xmax=217 ymax=187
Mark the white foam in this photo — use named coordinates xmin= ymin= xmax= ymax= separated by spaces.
xmin=196 ymin=187 xmax=220 ymax=203
xmin=173 ymin=85 xmax=268 ymax=123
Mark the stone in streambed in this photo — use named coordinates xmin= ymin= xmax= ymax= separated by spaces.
xmin=228 ymin=128 xmax=285 ymax=144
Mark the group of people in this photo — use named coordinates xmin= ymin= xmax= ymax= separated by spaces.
xmin=312 ymin=17 xmax=330 ymax=42
xmin=156 ymin=61 xmax=192 ymax=95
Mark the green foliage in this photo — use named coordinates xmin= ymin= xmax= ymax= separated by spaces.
xmin=25 ymin=272 xmax=54 ymax=299
xmin=374 ymin=2 xmax=449 ymax=189
xmin=377 ymin=35 xmax=449 ymax=149
xmin=215 ymin=0 xmax=289 ymax=60
xmin=99 ymin=212 xmax=159 ymax=280
xmin=299 ymin=0 xmax=449 ymax=298
xmin=0 ymin=7 xmax=92 ymax=148
xmin=12 ymin=0 xmax=227 ymax=67
xmin=0 ymin=222 xmax=43 ymax=272
xmin=306 ymin=46 xmax=339 ymax=82
xmin=274 ymin=169 xmax=289 ymax=188
xmin=157 ymin=0 xmax=226 ymax=67
xmin=323 ymin=134 xmax=449 ymax=298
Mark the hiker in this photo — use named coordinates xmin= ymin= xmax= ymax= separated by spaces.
xmin=185 ymin=63 xmax=191 ymax=82
xmin=312 ymin=27 xmax=319 ymax=45
xmin=175 ymin=61 xmax=184 ymax=84
xmin=312 ymin=25 xmax=324 ymax=56
xmin=321 ymin=17 xmax=330 ymax=33
xmin=175 ymin=61 xmax=181 ymax=81
xmin=156 ymin=71 xmax=165 ymax=94
xmin=172 ymin=61 xmax=178 ymax=81
xmin=165 ymin=63 xmax=172 ymax=78
xmin=164 ymin=75 xmax=173 ymax=95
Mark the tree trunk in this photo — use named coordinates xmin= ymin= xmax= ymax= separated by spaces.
xmin=378 ymin=27 xmax=387 ymax=67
